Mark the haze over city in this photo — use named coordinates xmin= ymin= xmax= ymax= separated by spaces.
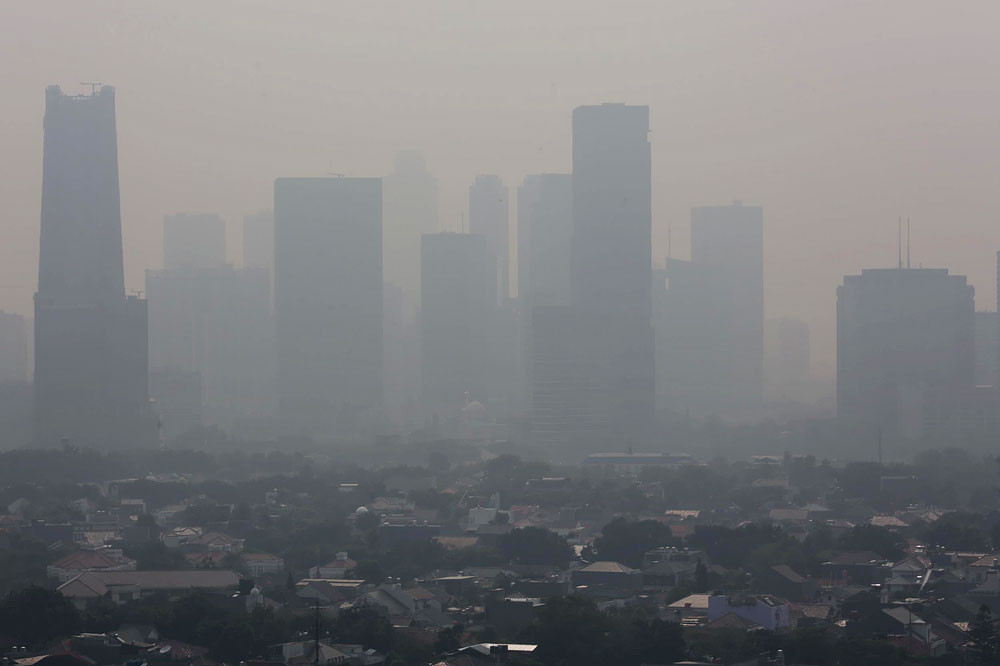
xmin=4 ymin=1 xmax=1000 ymax=380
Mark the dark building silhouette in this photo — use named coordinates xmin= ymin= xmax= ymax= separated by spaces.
xmin=469 ymin=175 xmax=510 ymax=303
xmin=420 ymin=232 xmax=495 ymax=419
xmin=33 ymin=85 xmax=156 ymax=449
xmin=837 ymin=267 xmax=974 ymax=437
xmin=570 ymin=103 xmax=654 ymax=445
xmin=274 ymin=177 xmax=383 ymax=438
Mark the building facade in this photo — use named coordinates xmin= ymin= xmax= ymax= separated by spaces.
xmin=33 ymin=85 xmax=156 ymax=448
xmin=274 ymin=177 xmax=383 ymax=438
xmin=469 ymin=175 xmax=510 ymax=303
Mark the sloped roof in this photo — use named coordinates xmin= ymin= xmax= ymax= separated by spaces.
xmin=706 ymin=612 xmax=762 ymax=629
xmin=770 ymin=564 xmax=807 ymax=583
xmin=579 ymin=561 xmax=636 ymax=574
xmin=58 ymin=570 xmax=240 ymax=595
xmin=51 ymin=550 xmax=129 ymax=571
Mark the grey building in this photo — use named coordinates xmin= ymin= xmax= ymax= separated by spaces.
xmin=469 ymin=175 xmax=510 ymax=303
xmin=33 ymin=85 xmax=156 ymax=448
xmin=655 ymin=202 xmax=764 ymax=421
xmin=0 ymin=311 xmax=29 ymax=384
xmin=383 ymin=151 xmax=438 ymax=314
xmin=570 ymin=103 xmax=654 ymax=445
xmin=837 ymin=267 xmax=975 ymax=437
xmin=274 ymin=177 xmax=383 ymax=437
xmin=518 ymin=173 xmax=572 ymax=422
xmin=420 ymin=232 xmax=495 ymax=418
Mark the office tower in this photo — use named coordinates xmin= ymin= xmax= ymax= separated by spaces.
xmin=383 ymin=151 xmax=438 ymax=313
xmin=570 ymin=103 xmax=654 ymax=445
xmin=275 ymin=178 xmax=383 ymax=437
xmin=654 ymin=203 xmax=764 ymax=421
xmin=974 ymin=311 xmax=999 ymax=388
xmin=0 ymin=311 xmax=29 ymax=384
xmin=146 ymin=242 xmax=273 ymax=435
xmin=420 ymin=232 xmax=495 ymax=418
xmin=765 ymin=318 xmax=810 ymax=402
xmin=837 ymin=267 xmax=974 ymax=436
xmin=469 ymin=175 xmax=510 ymax=303
xmin=518 ymin=174 xmax=574 ymax=432
xmin=692 ymin=202 xmax=764 ymax=417
xmin=163 ymin=213 xmax=226 ymax=270
xmin=148 ymin=370 xmax=203 ymax=441
xmin=33 ymin=85 xmax=155 ymax=449
xmin=382 ymin=152 xmax=436 ymax=424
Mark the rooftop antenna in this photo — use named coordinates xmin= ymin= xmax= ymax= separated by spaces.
xmin=907 ymin=217 xmax=911 ymax=269
xmin=80 ymin=82 xmax=102 ymax=95
xmin=897 ymin=217 xmax=902 ymax=269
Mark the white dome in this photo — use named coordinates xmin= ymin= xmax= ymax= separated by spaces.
xmin=355 ymin=506 xmax=370 ymax=515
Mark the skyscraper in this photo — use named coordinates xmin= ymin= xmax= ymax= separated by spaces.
xmin=691 ymin=202 xmax=764 ymax=418
xmin=383 ymin=151 xmax=438 ymax=314
xmin=274 ymin=178 xmax=383 ymax=437
xmin=33 ymin=85 xmax=155 ymax=448
xmin=837 ymin=267 xmax=974 ymax=436
xmin=0 ymin=311 xmax=29 ymax=384
xmin=570 ymin=103 xmax=654 ymax=445
xmin=469 ymin=175 xmax=510 ymax=303
xmin=147 ymin=213 xmax=273 ymax=436
xmin=420 ymin=232 xmax=495 ymax=418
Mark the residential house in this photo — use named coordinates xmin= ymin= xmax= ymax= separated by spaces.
xmin=707 ymin=594 xmax=790 ymax=631
xmin=754 ymin=564 xmax=817 ymax=602
xmin=47 ymin=549 xmax=136 ymax=583
xmin=57 ymin=570 xmax=242 ymax=609
xmin=311 ymin=552 xmax=358 ymax=578
xmin=244 ymin=553 xmax=285 ymax=576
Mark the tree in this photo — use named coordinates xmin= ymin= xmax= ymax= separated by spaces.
xmin=500 ymin=527 xmax=572 ymax=567
xmin=970 ymin=605 xmax=998 ymax=665
xmin=347 ymin=560 xmax=385 ymax=584
xmin=433 ymin=623 xmax=464 ymax=654
xmin=0 ymin=586 xmax=81 ymax=649
xmin=694 ymin=558 xmax=708 ymax=593
xmin=593 ymin=518 xmax=673 ymax=568
xmin=331 ymin=607 xmax=393 ymax=651
xmin=837 ymin=525 xmax=905 ymax=561
xmin=525 ymin=595 xmax=608 ymax=666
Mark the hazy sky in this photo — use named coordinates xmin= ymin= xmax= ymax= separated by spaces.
xmin=3 ymin=1 xmax=1000 ymax=377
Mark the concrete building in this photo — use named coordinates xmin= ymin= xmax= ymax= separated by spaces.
xmin=242 ymin=209 xmax=274 ymax=307
xmin=33 ymin=85 xmax=156 ymax=449
xmin=0 ymin=310 xmax=29 ymax=384
xmin=765 ymin=317 xmax=811 ymax=403
xmin=974 ymin=311 xmax=999 ymax=388
xmin=469 ymin=175 xmax=510 ymax=303
xmin=420 ymin=232 xmax=495 ymax=419
xmin=383 ymin=151 xmax=438 ymax=315
xmin=275 ymin=177 xmax=383 ymax=438
xmin=570 ymin=104 xmax=654 ymax=445
xmin=656 ymin=203 xmax=763 ymax=421
xmin=837 ymin=267 xmax=975 ymax=437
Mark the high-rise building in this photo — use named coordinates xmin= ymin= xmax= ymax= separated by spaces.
xmin=517 ymin=174 xmax=574 ymax=433
xmin=469 ymin=175 xmax=510 ymax=303
xmin=420 ymin=232 xmax=495 ymax=418
xmin=692 ymin=202 xmax=764 ymax=417
xmin=243 ymin=209 xmax=274 ymax=272
xmin=973 ymin=311 xmax=998 ymax=388
xmin=837 ymin=267 xmax=974 ymax=436
xmin=274 ymin=178 xmax=383 ymax=437
xmin=570 ymin=103 xmax=654 ymax=445
xmin=383 ymin=151 xmax=438 ymax=314
xmin=765 ymin=318 xmax=810 ymax=403
xmin=33 ymin=85 xmax=156 ymax=449
xmin=0 ymin=311 xmax=29 ymax=384
xmin=655 ymin=202 xmax=764 ymax=421
xmin=163 ymin=213 xmax=226 ymax=271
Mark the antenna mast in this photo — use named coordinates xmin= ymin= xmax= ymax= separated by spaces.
xmin=897 ymin=217 xmax=902 ymax=269
xmin=907 ymin=218 xmax=911 ymax=269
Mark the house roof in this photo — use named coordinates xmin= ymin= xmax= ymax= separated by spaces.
xmin=770 ymin=564 xmax=807 ymax=583
xmin=243 ymin=553 xmax=281 ymax=562
xmin=51 ymin=550 xmax=129 ymax=571
xmin=579 ymin=561 xmax=636 ymax=574
xmin=768 ymin=508 xmax=809 ymax=522
xmin=58 ymin=570 xmax=241 ymax=596
xmin=827 ymin=551 xmax=885 ymax=566
xmin=706 ymin=613 xmax=762 ymax=629
xmin=668 ymin=594 xmax=711 ymax=610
